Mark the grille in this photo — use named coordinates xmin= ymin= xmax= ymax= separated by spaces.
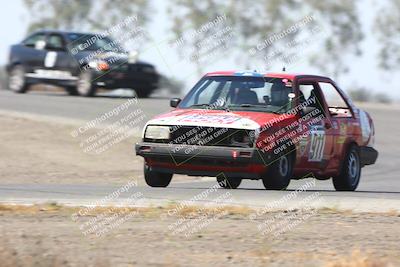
xmin=145 ymin=126 xmax=254 ymax=148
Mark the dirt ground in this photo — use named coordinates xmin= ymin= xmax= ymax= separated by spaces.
xmin=0 ymin=113 xmax=193 ymax=185
xmin=0 ymin=111 xmax=399 ymax=267
xmin=0 ymin=206 xmax=399 ymax=267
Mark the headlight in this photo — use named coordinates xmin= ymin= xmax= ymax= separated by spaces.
xmin=88 ymin=60 xmax=110 ymax=71
xmin=145 ymin=125 xmax=170 ymax=140
xmin=128 ymin=50 xmax=138 ymax=63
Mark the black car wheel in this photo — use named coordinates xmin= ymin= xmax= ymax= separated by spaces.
xmin=332 ymin=144 xmax=361 ymax=191
xmin=76 ymin=71 xmax=97 ymax=97
xmin=144 ymin=163 xmax=173 ymax=187
xmin=8 ymin=65 xmax=29 ymax=93
xmin=65 ymin=86 xmax=79 ymax=96
xmin=262 ymin=152 xmax=293 ymax=190
xmin=217 ymin=176 xmax=242 ymax=189
xmin=135 ymin=89 xmax=152 ymax=98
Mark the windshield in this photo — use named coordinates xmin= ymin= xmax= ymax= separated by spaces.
xmin=67 ymin=33 xmax=122 ymax=52
xmin=179 ymin=76 xmax=294 ymax=114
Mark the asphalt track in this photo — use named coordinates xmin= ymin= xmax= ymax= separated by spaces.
xmin=0 ymin=89 xmax=399 ymax=212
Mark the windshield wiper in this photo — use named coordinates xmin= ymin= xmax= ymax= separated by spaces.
xmin=228 ymin=104 xmax=281 ymax=114
xmin=189 ymin=104 xmax=231 ymax=112
xmin=189 ymin=104 xmax=212 ymax=108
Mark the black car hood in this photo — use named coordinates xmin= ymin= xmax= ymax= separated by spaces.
xmin=72 ymin=50 xmax=128 ymax=65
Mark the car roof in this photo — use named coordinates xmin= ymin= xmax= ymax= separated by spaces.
xmin=31 ymin=29 xmax=101 ymax=37
xmin=205 ymin=70 xmax=330 ymax=80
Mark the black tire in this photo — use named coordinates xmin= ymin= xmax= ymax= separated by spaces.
xmin=8 ymin=65 xmax=30 ymax=93
xmin=332 ymin=144 xmax=361 ymax=191
xmin=135 ymin=89 xmax=152 ymax=98
xmin=217 ymin=176 xmax=242 ymax=189
xmin=144 ymin=164 xmax=173 ymax=187
xmin=65 ymin=86 xmax=79 ymax=96
xmin=76 ymin=70 xmax=97 ymax=97
xmin=262 ymin=151 xmax=293 ymax=190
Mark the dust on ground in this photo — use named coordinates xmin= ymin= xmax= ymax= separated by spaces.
xmin=0 ymin=205 xmax=398 ymax=267
xmin=0 ymin=113 xmax=193 ymax=185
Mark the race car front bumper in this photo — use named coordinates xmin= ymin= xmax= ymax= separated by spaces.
xmin=359 ymin=146 xmax=378 ymax=166
xmin=135 ymin=142 xmax=271 ymax=178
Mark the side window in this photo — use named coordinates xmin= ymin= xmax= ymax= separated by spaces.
xmin=298 ymin=84 xmax=314 ymax=103
xmin=318 ymin=82 xmax=351 ymax=117
xmin=46 ymin=34 xmax=65 ymax=50
xmin=319 ymin=82 xmax=348 ymax=108
xmin=298 ymin=83 xmax=326 ymax=115
xmin=23 ymin=33 xmax=46 ymax=47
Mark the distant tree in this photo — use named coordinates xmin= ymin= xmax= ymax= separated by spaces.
xmin=158 ymin=75 xmax=184 ymax=95
xmin=23 ymin=0 xmax=151 ymax=33
xmin=374 ymin=0 xmax=400 ymax=70
xmin=348 ymin=87 xmax=392 ymax=104
xmin=167 ymin=0 xmax=363 ymax=77
xmin=0 ymin=66 xmax=7 ymax=90
xmin=348 ymin=87 xmax=371 ymax=102
xmin=374 ymin=93 xmax=392 ymax=104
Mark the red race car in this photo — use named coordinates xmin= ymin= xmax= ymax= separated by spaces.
xmin=136 ymin=71 xmax=378 ymax=191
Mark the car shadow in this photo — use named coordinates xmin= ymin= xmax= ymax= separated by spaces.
xmin=168 ymin=185 xmax=400 ymax=194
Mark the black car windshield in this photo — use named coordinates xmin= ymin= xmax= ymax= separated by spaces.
xmin=179 ymin=76 xmax=294 ymax=114
xmin=67 ymin=33 xmax=122 ymax=52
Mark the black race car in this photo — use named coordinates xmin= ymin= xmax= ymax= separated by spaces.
xmin=6 ymin=30 xmax=159 ymax=97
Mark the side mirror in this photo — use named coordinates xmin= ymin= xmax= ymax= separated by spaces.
xmin=35 ymin=40 xmax=46 ymax=50
xmin=170 ymin=98 xmax=181 ymax=108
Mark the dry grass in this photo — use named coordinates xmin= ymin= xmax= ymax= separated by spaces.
xmin=0 ymin=203 xmax=254 ymax=219
xmin=0 ymin=203 xmax=398 ymax=219
xmin=324 ymin=250 xmax=390 ymax=267
xmin=0 ymin=239 xmax=69 ymax=267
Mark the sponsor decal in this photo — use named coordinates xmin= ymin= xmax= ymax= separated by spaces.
xmin=337 ymin=122 xmax=347 ymax=144
xmin=282 ymin=78 xmax=293 ymax=87
xmin=44 ymin=51 xmax=57 ymax=68
xmin=178 ymin=114 xmax=241 ymax=125
xmin=299 ymin=138 xmax=308 ymax=157
xmin=308 ymin=125 xmax=325 ymax=162
xmin=234 ymin=71 xmax=263 ymax=77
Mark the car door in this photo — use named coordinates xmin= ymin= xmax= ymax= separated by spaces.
xmin=18 ymin=32 xmax=48 ymax=72
xmin=295 ymin=80 xmax=335 ymax=174
xmin=317 ymin=81 xmax=355 ymax=171
xmin=43 ymin=33 xmax=77 ymax=79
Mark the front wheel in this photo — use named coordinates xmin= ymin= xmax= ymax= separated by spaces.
xmin=217 ymin=176 xmax=242 ymax=189
xmin=144 ymin=164 xmax=173 ymax=187
xmin=135 ymin=89 xmax=152 ymax=98
xmin=8 ymin=65 xmax=30 ymax=93
xmin=332 ymin=145 xmax=361 ymax=191
xmin=76 ymin=71 xmax=97 ymax=97
xmin=262 ymin=152 xmax=293 ymax=190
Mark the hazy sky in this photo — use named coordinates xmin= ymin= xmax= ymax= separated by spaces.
xmin=0 ymin=0 xmax=398 ymax=99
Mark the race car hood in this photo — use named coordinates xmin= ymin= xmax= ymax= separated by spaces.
xmin=145 ymin=108 xmax=292 ymax=131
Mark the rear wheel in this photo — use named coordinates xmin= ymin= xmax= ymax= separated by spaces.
xmin=65 ymin=86 xmax=78 ymax=96
xmin=217 ymin=176 xmax=242 ymax=189
xmin=332 ymin=144 xmax=361 ymax=191
xmin=8 ymin=65 xmax=30 ymax=93
xmin=144 ymin=163 xmax=173 ymax=187
xmin=76 ymin=71 xmax=97 ymax=97
xmin=135 ymin=89 xmax=152 ymax=98
xmin=262 ymin=152 xmax=293 ymax=190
